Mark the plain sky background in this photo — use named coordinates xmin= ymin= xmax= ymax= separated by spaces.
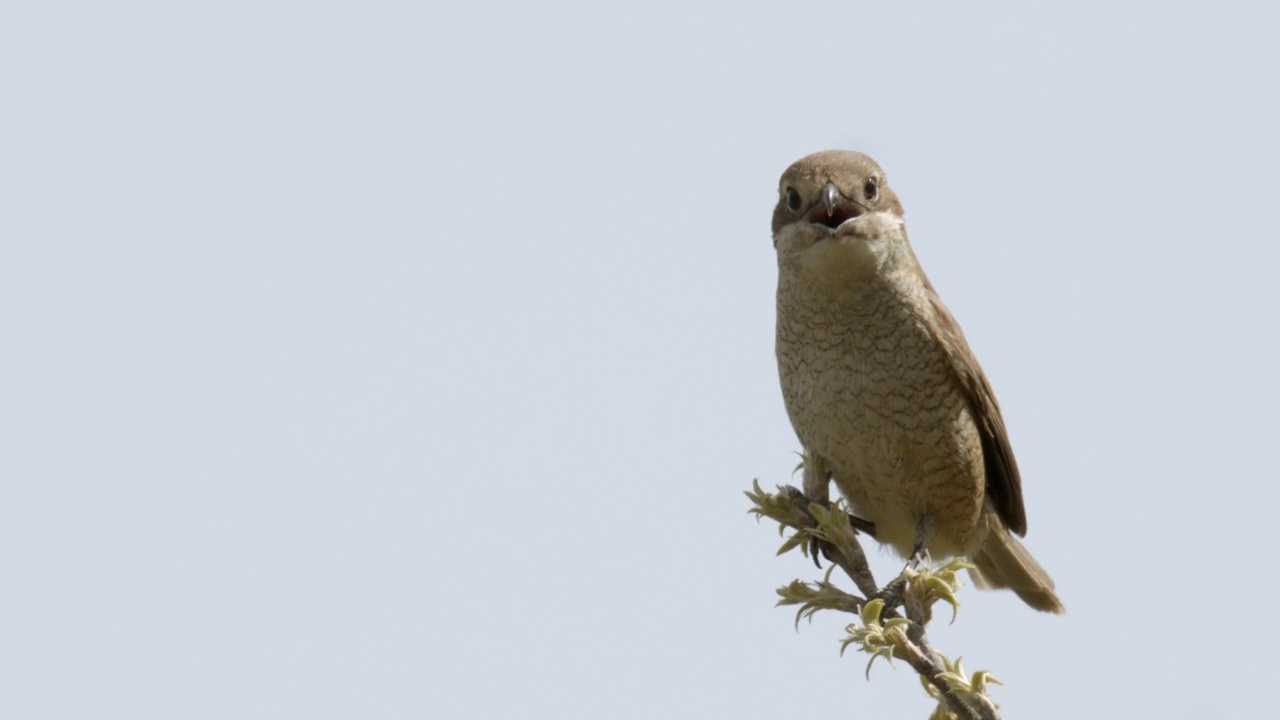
xmin=2 ymin=1 xmax=1278 ymax=718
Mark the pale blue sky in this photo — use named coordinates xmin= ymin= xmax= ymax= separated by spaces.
xmin=3 ymin=1 xmax=1278 ymax=718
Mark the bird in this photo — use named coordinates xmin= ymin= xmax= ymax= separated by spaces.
xmin=773 ymin=150 xmax=1063 ymax=613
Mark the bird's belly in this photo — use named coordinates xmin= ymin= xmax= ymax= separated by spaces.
xmin=779 ymin=333 xmax=987 ymax=558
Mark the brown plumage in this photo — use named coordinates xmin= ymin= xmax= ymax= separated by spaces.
xmin=773 ymin=150 xmax=1063 ymax=613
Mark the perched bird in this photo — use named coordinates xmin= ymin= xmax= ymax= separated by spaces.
xmin=773 ymin=150 xmax=1063 ymax=613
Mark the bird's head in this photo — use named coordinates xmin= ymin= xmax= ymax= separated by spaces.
xmin=771 ymin=150 xmax=908 ymax=281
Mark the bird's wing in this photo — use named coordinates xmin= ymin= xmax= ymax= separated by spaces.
xmin=923 ymin=287 xmax=1028 ymax=536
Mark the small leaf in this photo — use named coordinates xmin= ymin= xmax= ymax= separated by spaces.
xmin=860 ymin=598 xmax=885 ymax=626
xmin=776 ymin=534 xmax=805 ymax=556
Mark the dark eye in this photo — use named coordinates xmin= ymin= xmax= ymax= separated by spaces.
xmin=785 ymin=186 xmax=803 ymax=213
xmin=864 ymin=178 xmax=878 ymax=201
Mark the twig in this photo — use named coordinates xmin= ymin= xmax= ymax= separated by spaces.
xmin=748 ymin=481 xmax=1001 ymax=720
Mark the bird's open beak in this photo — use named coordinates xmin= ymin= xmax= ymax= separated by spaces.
xmin=807 ymin=182 xmax=864 ymax=230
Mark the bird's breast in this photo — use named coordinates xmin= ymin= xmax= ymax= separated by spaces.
xmin=775 ymin=273 xmax=986 ymax=556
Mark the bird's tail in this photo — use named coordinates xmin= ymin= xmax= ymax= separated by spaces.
xmin=969 ymin=526 xmax=1065 ymax=614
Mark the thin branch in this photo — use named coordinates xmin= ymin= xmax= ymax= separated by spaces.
xmin=748 ymin=482 xmax=1000 ymax=720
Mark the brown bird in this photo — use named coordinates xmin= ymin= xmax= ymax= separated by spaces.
xmin=773 ymin=150 xmax=1063 ymax=613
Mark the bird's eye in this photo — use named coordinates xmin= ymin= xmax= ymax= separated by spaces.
xmin=864 ymin=178 xmax=878 ymax=201
xmin=785 ymin=186 xmax=803 ymax=213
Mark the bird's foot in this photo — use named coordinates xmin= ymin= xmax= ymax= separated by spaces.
xmin=872 ymin=547 xmax=931 ymax=615
xmin=779 ymin=485 xmax=876 ymax=568
xmin=907 ymin=545 xmax=928 ymax=571
xmin=813 ymin=513 xmax=877 ymax=568
xmin=872 ymin=575 xmax=908 ymax=615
